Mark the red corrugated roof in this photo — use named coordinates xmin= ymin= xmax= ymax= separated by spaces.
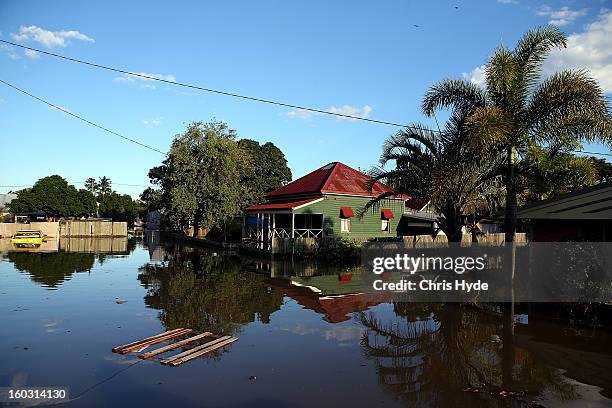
xmin=266 ymin=162 xmax=407 ymax=199
xmin=244 ymin=197 xmax=320 ymax=212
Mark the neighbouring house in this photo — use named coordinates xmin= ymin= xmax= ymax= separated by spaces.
xmin=517 ymin=181 xmax=612 ymax=242
xmin=146 ymin=210 xmax=161 ymax=230
xmin=476 ymin=219 xmax=504 ymax=234
xmin=399 ymin=197 xmax=438 ymax=236
xmin=243 ymin=162 xmax=427 ymax=250
xmin=15 ymin=210 xmax=49 ymax=223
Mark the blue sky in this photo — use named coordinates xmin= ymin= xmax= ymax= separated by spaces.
xmin=1 ymin=0 xmax=610 ymax=197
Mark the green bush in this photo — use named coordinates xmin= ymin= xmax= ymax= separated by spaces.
xmin=314 ymin=237 xmax=362 ymax=262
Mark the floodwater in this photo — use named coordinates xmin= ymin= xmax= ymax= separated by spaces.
xmin=1 ymin=235 xmax=612 ymax=408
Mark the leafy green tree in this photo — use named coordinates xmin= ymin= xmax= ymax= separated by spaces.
xmin=8 ymin=175 xmax=84 ymax=218
xmin=423 ymin=27 xmax=611 ymax=242
xmin=588 ymin=156 xmax=612 ymax=183
xmin=520 ymin=146 xmax=597 ymax=202
xmin=149 ymin=119 xmax=253 ymax=235
xmin=139 ymin=187 xmax=163 ymax=211
xmin=77 ymin=189 xmax=97 ymax=217
xmin=96 ymin=176 xmax=112 ymax=198
xmin=238 ymin=139 xmax=292 ymax=202
xmin=84 ymin=177 xmax=97 ymax=193
xmin=98 ymin=192 xmax=138 ymax=223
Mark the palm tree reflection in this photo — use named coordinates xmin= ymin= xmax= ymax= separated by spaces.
xmin=358 ymin=303 xmax=577 ymax=406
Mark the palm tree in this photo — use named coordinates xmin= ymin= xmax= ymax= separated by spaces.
xmin=423 ymin=26 xmax=611 ymax=242
xmin=368 ymin=112 xmax=503 ymax=242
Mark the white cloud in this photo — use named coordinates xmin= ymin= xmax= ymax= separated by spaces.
xmin=11 ymin=25 xmax=94 ymax=48
xmin=328 ymin=104 xmax=373 ymax=120
xmin=113 ymin=72 xmax=176 ymax=87
xmin=1 ymin=43 xmax=20 ymax=60
xmin=497 ymin=0 xmax=518 ymax=4
xmin=286 ymin=109 xmax=314 ymax=119
xmin=544 ymin=10 xmax=612 ymax=93
xmin=462 ymin=64 xmax=487 ymax=86
xmin=536 ymin=5 xmax=588 ymax=26
xmin=286 ymin=105 xmax=373 ymax=121
xmin=142 ymin=117 xmax=164 ymax=127
xmin=24 ymin=49 xmax=40 ymax=59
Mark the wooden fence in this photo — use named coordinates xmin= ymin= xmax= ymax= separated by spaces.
xmin=0 ymin=222 xmax=59 ymax=239
xmin=0 ymin=221 xmax=128 ymax=238
xmin=59 ymin=220 xmax=127 ymax=237
xmin=268 ymin=232 xmax=528 ymax=255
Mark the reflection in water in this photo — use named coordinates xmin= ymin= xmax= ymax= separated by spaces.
xmin=7 ymin=251 xmax=96 ymax=288
xmin=137 ymin=245 xmax=284 ymax=339
xmin=358 ymin=303 xmax=579 ymax=406
xmin=4 ymin=237 xmax=136 ymax=288
xmin=3 ymin=237 xmax=611 ymax=406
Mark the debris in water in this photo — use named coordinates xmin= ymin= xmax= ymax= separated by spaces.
xmin=116 ymin=300 xmax=127 ymax=304
xmin=249 ymin=376 xmax=257 ymax=380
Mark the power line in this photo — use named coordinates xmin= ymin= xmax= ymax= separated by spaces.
xmin=2 ymin=76 xmax=611 ymax=161
xmin=0 ymin=78 xmax=166 ymax=155
xmin=0 ymin=39 xmax=417 ymax=129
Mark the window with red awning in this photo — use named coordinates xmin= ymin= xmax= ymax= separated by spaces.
xmin=381 ymin=209 xmax=394 ymax=220
xmin=340 ymin=206 xmax=355 ymax=218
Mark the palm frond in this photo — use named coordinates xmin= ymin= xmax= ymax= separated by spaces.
xmin=422 ymin=79 xmax=488 ymax=117
xmin=464 ymin=106 xmax=514 ymax=150
xmin=514 ymin=26 xmax=567 ymax=89
xmin=525 ymin=70 xmax=611 ymax=146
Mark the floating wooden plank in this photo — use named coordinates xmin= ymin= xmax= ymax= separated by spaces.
xmin=168 ymin=337 xmax=238 ymax=367
xmin=139 ymin=332 xmax=213 ymax=359
xmin=118 ymin=329 xmax=192 ymax=354
xmin=113 ymin=328 xmax=192 ymax=354
xmin=112 ymin=328 xmax=185 ymax=352
xmin=160 ymin=336 xmax=233 ymax=365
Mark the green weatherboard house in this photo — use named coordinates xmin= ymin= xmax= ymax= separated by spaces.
xmin=243 ymin=162 xmax=434 ymax=248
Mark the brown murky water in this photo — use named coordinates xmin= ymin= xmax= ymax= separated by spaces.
xmin=1 ymin=235 xmax=611 ymax=407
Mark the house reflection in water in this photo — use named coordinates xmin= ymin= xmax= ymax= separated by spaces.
xmin=266 ymin=275 xmax=394 ymax=323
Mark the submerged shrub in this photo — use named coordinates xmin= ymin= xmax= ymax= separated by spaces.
xmin=314 ymin=237 xmax=363 ymax=262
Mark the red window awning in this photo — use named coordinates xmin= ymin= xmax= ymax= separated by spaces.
xmin=381 ymin=209 xmax=394 ymax=220
xmin=340 ymin=206 xmax=355 ymax=218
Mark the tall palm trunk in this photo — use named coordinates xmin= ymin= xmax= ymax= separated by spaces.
xmin=504 ymin=146 xmax=517 ymax=243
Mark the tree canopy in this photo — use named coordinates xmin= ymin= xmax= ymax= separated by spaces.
xmin=148 ymin=119 xmax=254 ymax=234
xmin=238 ymin=139 xmax=292 ymax=202
xmin=98 ymin=192 xmax=138 ymax=223
xmin=8 ymin=175 xmax=96 ymax=218
xmin=519 ymin=146 xmax=598 ymax=202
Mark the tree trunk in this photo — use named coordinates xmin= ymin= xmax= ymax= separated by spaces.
xmin=193 ymin=211 xmax=201 ymax=238
xmin=504 ymin=146 xmax=517 ymax=243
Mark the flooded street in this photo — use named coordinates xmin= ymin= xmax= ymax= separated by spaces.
xmin=1 ymin=237 xmax=612 ymax=407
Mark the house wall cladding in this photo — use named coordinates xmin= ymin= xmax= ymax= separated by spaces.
xmin=294 ymin=195 xmax=405 ymax=238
